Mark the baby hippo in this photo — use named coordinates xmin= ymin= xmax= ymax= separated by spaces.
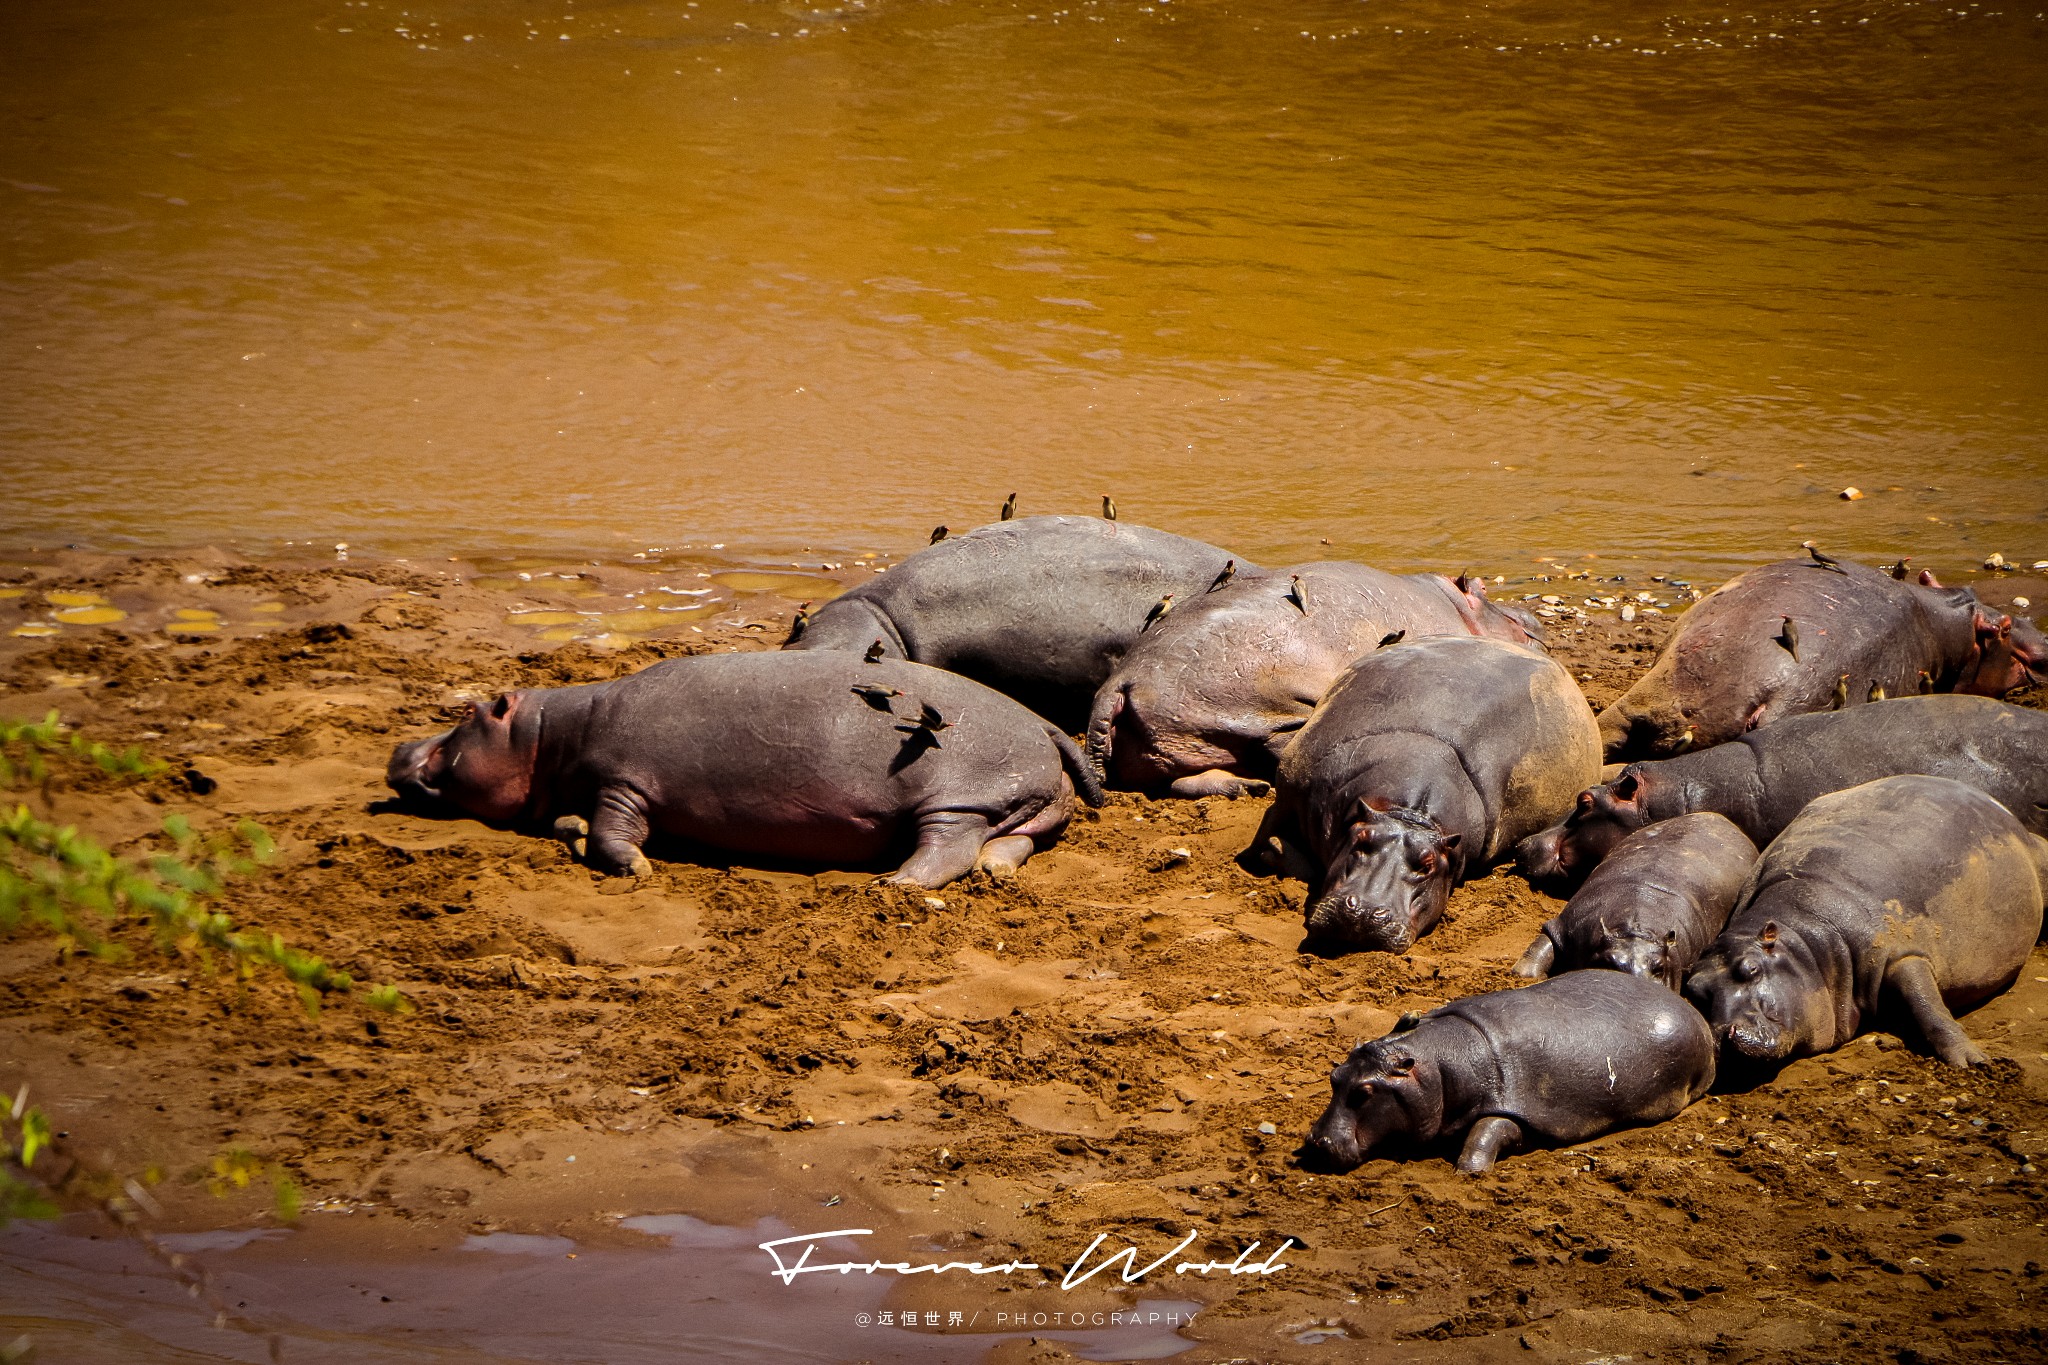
xmin=1515 ymin=812 xmax=1757 ymax=988
xmin=1685 ymin=775 xmax=2048 ymax=1068
xmin=386 ymin=652 xmax=1104 ymax=888
xmin=1255 ymin=636 xmax=1601 ymax=953
xmin=1307 ymin=971 xmax=1717 ymax=1174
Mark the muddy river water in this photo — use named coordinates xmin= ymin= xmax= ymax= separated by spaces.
xmin=3 ymin=0 xmax=2046 ymax=577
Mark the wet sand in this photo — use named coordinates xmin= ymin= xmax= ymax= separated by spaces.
xmin=2 ymin=547 xmax=2047 ymax=1363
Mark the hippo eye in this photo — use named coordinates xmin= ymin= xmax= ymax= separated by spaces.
xmin=1346 ymin=1084 xmax=1372 ymax=1109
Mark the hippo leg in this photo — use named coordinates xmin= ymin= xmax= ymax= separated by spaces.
xmin=885 ymin=811 xmax=995 ymax=887
xmin=1887 ymin=957 xmax=1989 ymax=1067
xmin=553 ymin=814 xmax=590 ymax=858
xmin=1512 ymin=935 xmax=1556 ymax=979
xmin=978 ymin=834 xmax=1037 ymax=877
xmin=1455 ymin=1116 xmax=1524 ymax=1174
xmin=1168 ymin=769 xmax=1271 ymax=799
xmin=587 ymin=787 xmax=655 ymax=880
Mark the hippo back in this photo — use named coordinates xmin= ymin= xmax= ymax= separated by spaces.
xmin=790 ymin=516 xmax=1250 ymax=727
xmin=1430 ymin=973 xmax=1715 ymax=1144
xmin=1284 ymin=636 xmax=1602 ymax=860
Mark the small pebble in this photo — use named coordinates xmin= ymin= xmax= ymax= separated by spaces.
xmin=1258 ymin=1122 xmax=1278 ymax=1135
xmin=1840 ymin=487 xmax=1864 ymax=500
xmin=1983 ymin=553 xmax=2008 ymax=570
xmin=2013 ymin=597 xmax=2031 ymax=609
xmin=923 ymin=897 xmax=945 ymax=910
xmin=1619 ymin=604 xmax=1637 ymax=622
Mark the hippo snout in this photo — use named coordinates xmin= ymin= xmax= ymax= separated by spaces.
xmin=1305 ymin=893 xmax=1415 ymax=953
xmin=1514 ymin=826 xmax=1570 ymax=892
xmin=1304 ymin=1106 xmax=1363 ymax=1170
xmin=1592 ymin=937 xmax=1675 ymax=989
xmin=386 ymin=734 xmax=447 ymax=804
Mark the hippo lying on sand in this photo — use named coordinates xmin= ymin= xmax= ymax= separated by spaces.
xmin=1307 ymin=971 xmax=1716 ymax=1174
xmin=786 ymin=515 xmax=1253 ymax=729
xmin=1686 ymin=775 xmax=2048 ymax=1068
xmin=1086 ymin=562 xmax=1543 ymax=798
xmin=1255 ymin=636 xmax=1600 ymax=953
xmin=1516 ymin=695 xmax=2048 ymax=892
xmin=1598 ymin=555 xmax=2046 ymax=761
xmin=1514 ymin=812 xmax=1756 ymax=988
xmin=387 ymin=653 xmax=1104 ymax=887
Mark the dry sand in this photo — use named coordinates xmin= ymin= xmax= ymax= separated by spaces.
xmin=2 ymin=548 xmax=2046 ymax=1364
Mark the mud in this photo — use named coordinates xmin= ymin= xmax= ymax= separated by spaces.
xmin=3 ymin=548 xmax=2047 ymax=1364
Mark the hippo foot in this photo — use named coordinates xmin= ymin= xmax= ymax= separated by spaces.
xmin=1890 ymin=956 xmax=1990 ymax=1068
xmin=977 ymin=834 xmax=1036 ymax=879
xmin=1455 ymin=1116 xmax=1524 ymax=1174
xmin=1511 ymin=935 xmax=1556 ymax=979
xmin=1168 ymin=770 xmax=1270 ymax=800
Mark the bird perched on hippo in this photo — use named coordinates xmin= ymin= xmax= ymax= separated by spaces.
xmin=1085 ymin=562 xmax=1545 ymax=799
xmin=1306 ymin=971 xmax=1717 ymax=1174
xmin=1598 ymin=553 xmax=2046 ymax=761
xmin=1686 ymin=775 xmax=2048 ymax=1069
xmin=1253 ymin=636 xmax=1601 ymax=954
xmin=1517 ymin=694 xmax=2048 ymax=893
xmin=785 ymin=514 xmax=1253 ymax=730
xmin=385 ymin=652 xmax=1104 ymax=889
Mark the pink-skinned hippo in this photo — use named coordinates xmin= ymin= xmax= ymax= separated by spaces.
xmin=1514 ymin=812 xmax=1757 ymax=988
xmin=786 ymin=515 xmax=1254 ymax=729
xmin=1515 ymin=694 xmax=2048 ymax=894
xmin=1083 ymin=562 xmax=1544 ymax=798
xmin=1306 ymin=971 xmax=1716 ymax=1174
xmin=386 ymin=652 xmax=1104 ymax=888
xmin=1685 ymin=775 xmax=2048 ymax=1068
xmin=1252 ymin=636 xmax=1600 ymax=954
xmin=1599 ymin=555 xmax=2047 ymax=761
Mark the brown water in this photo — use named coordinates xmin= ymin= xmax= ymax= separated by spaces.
xmin=3 ymin=0 xmax=2046 ymax=579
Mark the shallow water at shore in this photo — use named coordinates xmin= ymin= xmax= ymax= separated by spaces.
xmin=4 ymin=1 xmax=2047 ymax=578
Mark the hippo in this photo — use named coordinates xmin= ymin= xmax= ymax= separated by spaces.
xmin=1514 ymin=812 xmax=1757 ymax=988
xmin=785 ymin=515 xmax=1254 ymax=729
xmin=385 ymin=652 xmax=1105 ymax=887
xmin=1085 ymin=562 xmax=1544 ymax=798
xmin=1685 ymin=775 xmax=2048 ymax=1068
xmin=1306 ymin=971 xmax=1716 ymax=1174
xmin=1598 ymin=555 xmax=2047 ymax=761
xmin=1253 ymin=636 xmax=1601 ymax=953
xmin=1516 ymin=694 xmax=2048 ymax=893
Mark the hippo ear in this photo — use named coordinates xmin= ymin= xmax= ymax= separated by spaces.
xmin=1385 ymin=1050 xmax=1416 ymax=1076
xmin=1440 ymin=832 xmax=1462 ymax=853
xmin=1918 ymin=569 xmax=1945 ymax=589
xmin=1758 ymin=921 xmax=1780 ymax=948
xmin=1610 ymin=769 xmax=1641 ymax=802
xmin=1974 ymin=608 xmax=2014 ymax=643
xmin=1664 ymin=929 xmax=1679 ymax=945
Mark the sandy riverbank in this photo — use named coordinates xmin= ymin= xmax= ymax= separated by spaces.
xmin=2 ymin=546 xmax=2046 ymax=1364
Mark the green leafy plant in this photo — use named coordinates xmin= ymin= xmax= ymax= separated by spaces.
xmin=0 ymin=711 xmax=408 ymax=1016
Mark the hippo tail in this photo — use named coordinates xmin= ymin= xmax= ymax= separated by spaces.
xmin=1046 ymin=724 xmax=1107 ymax=808
xmin=1084 ymin=682 xmax=1126 ymax=788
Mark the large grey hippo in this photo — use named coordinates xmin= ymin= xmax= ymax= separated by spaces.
xmin=1598 ymin=555 xmax=2046 ymax=761
xmin=1685 ymin=775 xmax=2048 ymax=1068
xmin=785 ymin=515 xmax=1253 ymax=729
xmin=1516 ymin=694 xmax=2048 ymax=893
xmin=386 ymin=652 xmax=1104 ymax=887
xmin=1084 ymin=562 xmax=1544 ymax=798
xmin=1307 ymin=971 xmax=1716 ymax=1174
xmin=1255 ymin=636 xmax=1600 ymax=954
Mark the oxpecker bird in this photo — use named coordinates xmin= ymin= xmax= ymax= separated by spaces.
xmin=1378 ymin=630 xmax=1406 ymax=649
xmin=1868 ymin=681 xmax=1887 ymax=703
xmin=1802 ymin=541 xmax=1847 ymax=574
xmin=1889 ymin=556 xmax=1912 ymax=581
xmin=1286 ymin=574 xmax=1308 ymax=614
xmin=1000 ymin=493 xmax=1017 ymax=521
xmin=1101 ymin=494 xmax=1117 ymax=521
xmin=930 ymin=525 xmax=949 ymax=544
xmin=1832 ymin=673 xmax=1851 ymax=709
xmin=1775 ymin=616 xmax=1799 ymax=661
xmin=864 ymin=639 xmax=888 ymax=663
xmin=894 ymin=701 xmax=953 ymax=749
xmin=1143 ymin=594 xmax=1175 ymax=632
xmin=851 ymin=683 xmax=903 ymax=711
xmin=1206 ymin=559 xmax=1236 ymax=594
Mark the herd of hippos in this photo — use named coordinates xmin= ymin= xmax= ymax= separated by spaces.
xmin=386 ymin=511 xmax=2048 ymax=1174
